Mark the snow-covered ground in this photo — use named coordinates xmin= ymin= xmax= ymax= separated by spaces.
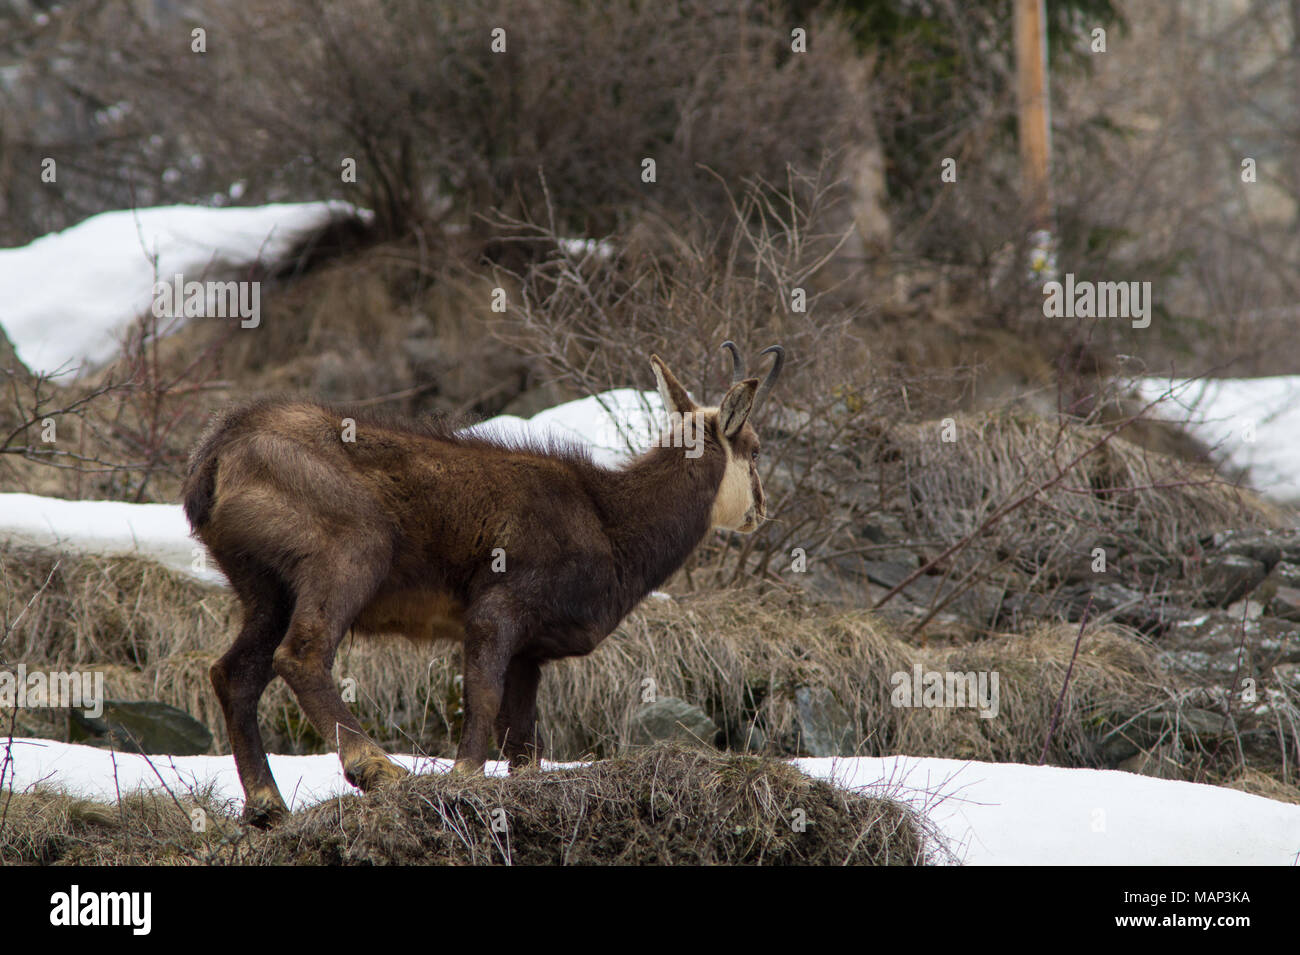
xmin=799 ymin=756 xmax=1300 ymax=865
xmin=5 ymin=738 xmax=1297 ymax=865
xmin=1137 ymin=375 xmax=1300 ymax=502
xmin=0 ymin=492 xmax=224 ymax=585
xmin=0 ymin=203 xmax=612 ymax=380
xmin=1 ymin=201 xmax=369 ymax=376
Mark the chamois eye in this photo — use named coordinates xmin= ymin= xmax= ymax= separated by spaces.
xmin=751 ymin=449 xmax=760 ymax=463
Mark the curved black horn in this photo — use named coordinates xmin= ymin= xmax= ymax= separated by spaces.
xmin=753 ymin=344 xmax=784 ymax=410
xmin=720 ymin=340 xmax=746 ymax=383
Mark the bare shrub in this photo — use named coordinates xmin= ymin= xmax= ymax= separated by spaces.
xmin=48 ymin=0 xmax=865 ymax=244
xmin=867 ymin=407 xmax=1272 ymax=630
xmin=484 ymin=162 xmax=908 ymax=592
xmin=0 ymin=263 xmax=229 ymax=504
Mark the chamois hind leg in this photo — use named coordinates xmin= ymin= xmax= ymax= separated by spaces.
xmin=453 ymin=597 xmax=518 ymax=774
xmin=209 ymin=565 xmax=293 ymax=827
xmin=494 ymin=656 xmax=542 ymax=771
xmin=272 ymin=548 xmax=406 ymax=793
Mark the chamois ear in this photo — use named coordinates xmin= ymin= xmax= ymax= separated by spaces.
xmin=718 ymin=378 xmax=758 ymax=439
xmin=650 ymin=354 xmax=696 ymax=416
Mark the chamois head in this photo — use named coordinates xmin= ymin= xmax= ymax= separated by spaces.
xmin=649 ymin=341 xmax=784 ymax=533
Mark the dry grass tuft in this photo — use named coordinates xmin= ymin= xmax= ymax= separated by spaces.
xmin=873 ymin=410 xmax=1270 ymax=601
xmin=0 ymin=547 xmax=1169 ymax=769
xmin=545 ymin=594 xmax=1167 ymax=767
xmin=0 ymin=550 xmax=233 ymax=670
xmin=0 ymin=785 xmax=233 ymax=866
xmin=1221 ymin=768 xmax=1300 ymax=806
xmin=1 ymin=747 xmax=929 ymax=866
xmin=251 ymin=746 xmax=929 ymax=866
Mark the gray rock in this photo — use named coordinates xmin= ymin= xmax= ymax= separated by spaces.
xmin=1102 ymin=702 xmax=1228 ymax=759
xmin=951 ymin=582 xmax=1010 ymax=628
xmin=1212 ymin=531 xmax=1283 ymax=571
xmin=628 ymin=697 xmax=719 ymax=748
xmin=794 ymin=686 xmax=856 ymax=757
xmin=1121 ymin=551 xmax=1175 ymax=577
xmin=861 ymin=562 xmax=1003 ymax=627
xmin=728 ymin=720 xmax=768 ymax=754
xmin=1134 ymin=705 xmax=1227 ymax=740
xmin=1272 ymin=561 xmax=1300 ymax=589
xmin=859 ymin=516 xmax=922 ymax=568
xmin=1248 ymin=530 xmax=1300 ymax=566
xmin=861 ymin=512 xmax=908 ymax=544
xmin=1276 ymin=535 xmax=1300 ymax=566
xmin=1199 ymin=554 xmax=1266 ymax=607
xmin=1162 ymin=612 xmax=1300 ymax=679
xmin=1077 ymin=581 xmax=1144 ymax=614
xmin=1268 ymin=585 xmax=1300 ymax=622
xmin=1226 ymin=598 xmax=1267 ymax=621
xmin=69 ymin=700 xmax=213 ymax=756
xmin=1096 ymin=725 xmax=1141 ymax=764
xmin=860 ymin=560 xmax=917 ymax=591
xmin=1058 ymin=582 xmax=1178 ymax=634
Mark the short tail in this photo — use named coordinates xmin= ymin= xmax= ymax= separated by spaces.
xmin=182 ymin=452 xmax=219 ymax=530
xmin=181 ymin=416 xmax=232 ymax=530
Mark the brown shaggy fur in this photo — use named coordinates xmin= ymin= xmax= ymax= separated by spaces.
xmin=181 ymin=348 xmax=781 ymax=825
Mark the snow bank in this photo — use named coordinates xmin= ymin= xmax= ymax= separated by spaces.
xmin=464 ymin=387 xmax=663 ymax=468
xmin=0 ymin=201 xmax=369 ymax=376
xmin=1137 ymin=375 xmax=1300 ymax=501
xmin=0 ymin=492 xmax=225 ymax=585
xmin=797 ymin=755 xmax=1300 ymax=866
xmin=5 ymin=738 xmax=1296 ymax=865
xmin=1 ymin=737 xmax=440 ymax=814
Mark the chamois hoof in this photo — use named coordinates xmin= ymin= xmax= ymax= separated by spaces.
xmin=344 ymin=754 xmax=408 ymax=792
xmin=242 ymin=794 xmax=288 ymax=830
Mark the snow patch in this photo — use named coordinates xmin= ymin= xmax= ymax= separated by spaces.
xmin=0 ymin=492 xmax=224 ymax=585
xmin=1 ymin=201 xmax=369 ymax=376
xmin=5 ymin=738 xmax=1297 ymax=865
xmin=1137 ymin=375 xmax=1300 ymax=501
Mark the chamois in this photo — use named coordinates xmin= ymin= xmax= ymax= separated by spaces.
xmin=183 ymin=343 xmax=783 ymax=825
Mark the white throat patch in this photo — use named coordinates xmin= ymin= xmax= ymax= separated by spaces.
xmin=710 ymin=441 xmax=753 ymax=529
